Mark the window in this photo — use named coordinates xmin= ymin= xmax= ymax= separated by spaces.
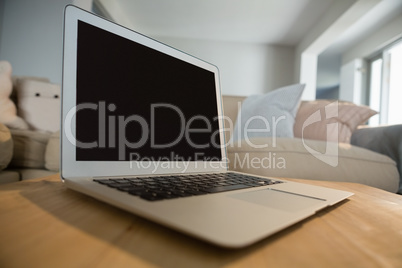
xmin=368 ymin=57 xmax=382 ymax=125
xmin=368 ymin=40 xmax=402 ymax=125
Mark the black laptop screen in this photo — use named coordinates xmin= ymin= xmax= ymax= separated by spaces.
xmin=74 ymin=21 xmax=222 ymax=162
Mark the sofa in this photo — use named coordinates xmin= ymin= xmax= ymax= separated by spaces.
xmin=0 ymin=61 xmax=60 ymax=183
xmin=0 ymin=125 xmax=59 ymax=183
xmin=222 ymin=85 xmax=401 ymax=194
xmin=0 ymin=74 xmax=400 ymax=194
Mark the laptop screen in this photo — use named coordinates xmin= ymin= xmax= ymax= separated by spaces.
xmin=75 ymin=21 xmax=222 ymax=162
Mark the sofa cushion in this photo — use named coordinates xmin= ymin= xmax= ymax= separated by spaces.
xmin=0 ymin=170 xmax=20 ymax=184
xmin=294 ymin=100 xmax=377 ymax=143
xmin=231 ymin=84 xmax=305 ymax=143
xmin=9 ymin=129 xmax=51 ymax=169
xmin=18 ymin=168 xmax=57 ymax=181
xmin=11 ymin=76 xmax=50 ymax=107
xmin=0 ymin=123 xmax=13 ymax=170
xmin=227 ymin=137 xmax=400 ymax=193
xmin=45 ymin=131 xmax=60 ymax=171
xmin=16 ymin=79 xmax=61 ymax=132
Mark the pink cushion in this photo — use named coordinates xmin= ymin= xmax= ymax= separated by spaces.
xmin=294 ymin=100 xmax=377 ymax=143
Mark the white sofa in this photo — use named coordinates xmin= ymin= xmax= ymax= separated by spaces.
xmin=0 ymin=72 xmax=60 ymax=183
xmin=0 ymin=125 xmax=59 ymax=183
xmin=0 ymin=80 xmax=400 ymax=193
xmin=222 ymin=95 xmax=400 ymax=193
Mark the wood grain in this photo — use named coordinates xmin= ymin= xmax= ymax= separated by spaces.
xmin=0 ymin=174 xmax=401 ymax=267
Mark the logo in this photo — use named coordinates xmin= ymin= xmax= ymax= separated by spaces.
xmin=301 ymin=101 xmax=339 ymax=167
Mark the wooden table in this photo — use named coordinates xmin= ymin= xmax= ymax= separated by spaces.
xmin=1 ymin=174 xmax=402 ymax=267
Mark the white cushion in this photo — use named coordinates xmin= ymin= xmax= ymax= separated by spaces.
xmin=17 ymin=79 xmax=61 ymax=132
xmin=231 ymin=84 xmax=305 ymax=142
xmin=45 ymin=131 xmax=60 ymax=171
xmin=227 ymin=137 xmax=400 ymax=193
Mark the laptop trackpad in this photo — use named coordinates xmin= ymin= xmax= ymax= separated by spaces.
xmin=231 ymin=189 xmax=326 ymax=212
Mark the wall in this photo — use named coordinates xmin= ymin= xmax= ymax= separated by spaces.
xmin=0 ymin=0 xmax=73 ymax=83
xmin=295 ymin=0 xmax=357 ymax=100
xmin=340 ymin=12 xmax=402 ymax=104
xmin=0 ymin=0 xmax=92 ymax=84
xmin=0 ymin=0 xmax=295 ymax=95
xmin=339 ymin=59 xmax=364 ymax=104
xmin=342 ymin=13 xmax=402 ymax=63
xmin=155 ymin=37 xmax=295 ymax=96
xmin=316 ymin=52 xmax=341 ymax=99
xmin=295 ymin=0 xmax=385 ymax=100
xmin=96 ymin=0 xmax=296 ymax=96
xmin=0 ymin=0 xmax=4 ymax=49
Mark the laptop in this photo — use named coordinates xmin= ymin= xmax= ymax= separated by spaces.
xmin=61 ymin=5 xmax=353 ymax=248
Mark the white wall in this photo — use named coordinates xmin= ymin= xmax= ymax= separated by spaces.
xmin=295 ymin=0 xmax=358 ymax=100
xmin=317 ymin=52 xmax=341 ymax=90
xmin=339 ymin=12 xmax=402 ymax=105
xmin=0 ymin=0 xmax=73 ymax=83
xmin=0 ymin=0 xmax=295 ymax=95
xmin=295 ymin=0 xmax=387 ymax=101
xmin=97 ymin=0 xmax=296 ymax=96
xmin=0 ymin=0 xmax=4 ymax=48
xmin=339 ymin=59 xmax=364 ymax=104
xmin=155 ymin=37 xmax=295 ymax=96
xmin=0 ymin=0 xmax=92 ymax=84
xmin=342 ymin=13 xmax=402 ymax=63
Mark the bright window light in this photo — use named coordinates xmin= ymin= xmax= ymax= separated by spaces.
xmin=387 ymin=42 xmax=402 ymax=125
xmin=368 ymin=40 xmax=402 ymax=126
xmin=369 ymin=58 xmax=382 ymax=126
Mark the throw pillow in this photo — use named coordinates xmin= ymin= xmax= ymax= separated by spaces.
xmin=294 ymin=100 xmax=377 ymax=143
xmin=11 ymin=76 xmax=50 ymax=106
xmin=231 ymin=84 xmax=305 ymax=143
xmin=16 ymin=79 xmax=61 ymax=132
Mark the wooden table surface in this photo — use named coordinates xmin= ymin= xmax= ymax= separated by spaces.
xmin=1 ymin=174 xmax=402 ymax=267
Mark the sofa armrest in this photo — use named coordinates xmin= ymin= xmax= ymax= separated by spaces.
xmin=45 ymin=131 xmax=60 ymax=171
xmin=351 ymin=124 xmax=402 ymax=193
xmin=228 ymin=137 xmax=399 ymax=193
xmin=9 ymin=129 xmax=51 ymax=169
xmin=0 ymin=123 xmax=13 ymax=171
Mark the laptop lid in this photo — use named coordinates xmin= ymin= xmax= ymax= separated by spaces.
xmin=61 ymin=5 xmax=228 ymax=179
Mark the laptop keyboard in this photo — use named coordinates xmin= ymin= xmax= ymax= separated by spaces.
xmin=94 ymin=172 xmax=284 ymax=201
